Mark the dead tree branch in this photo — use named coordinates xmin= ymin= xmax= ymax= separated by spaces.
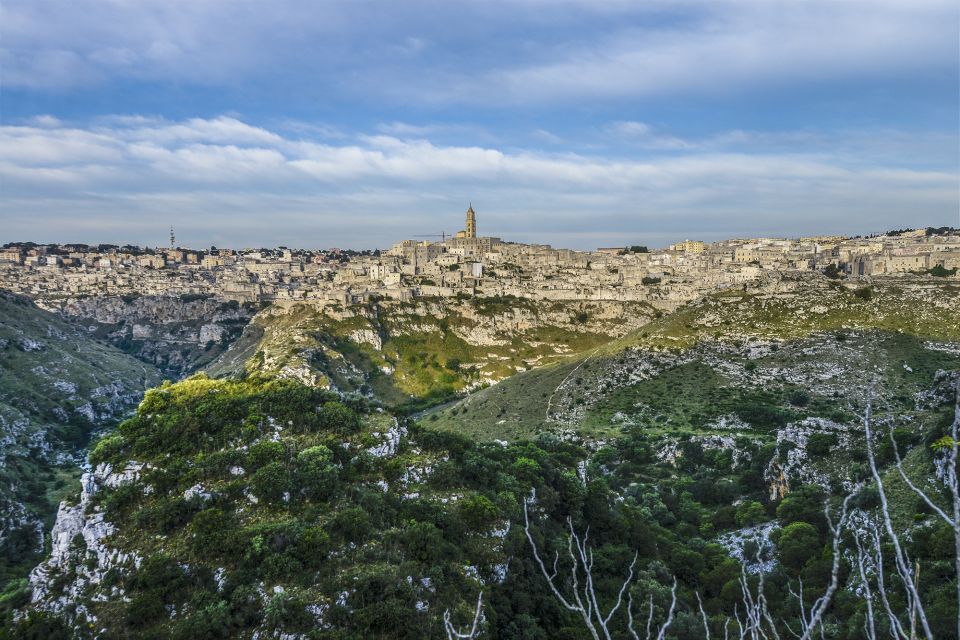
xmin=443 ymin=591 xmax=484 ymax=640
xmin=523 ymin=492 xmax=675 ymax=640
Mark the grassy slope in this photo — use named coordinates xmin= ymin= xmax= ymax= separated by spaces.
xmin=423 ymin=275 xmax=960 ymax=441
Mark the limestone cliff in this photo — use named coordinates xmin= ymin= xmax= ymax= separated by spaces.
xmin=39 ymin=294 xmax=257 ymax=378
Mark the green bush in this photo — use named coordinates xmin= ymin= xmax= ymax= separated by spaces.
xmin=248 ymin=440 xmax=286 ymax=469
xmin=777 ymin=522 xmax=821 ymax=573
xmin=250 ymin=462 xmax=292 ymax=502
xmin=330 ymin=507 xmax=372 ymax=543
xmin=823 ymin=263 xmax=843 ymax=279
xmin=6 ymin=611 xmax=76 ymax=640
xmin=806 ymin=432 xmax=837 ymax=456
xmin=927 ymin=264 xmax=957 ymax=277
xmin=776 ymin=485 xmax=827 ymax=530
xmin=458 ymin=494 xmax=499 ymax=530
xmin=264 ymin=592 xmax=314 ymax=632
xmin=89 ymin=433 xmax=126 ymax=465
xmin=296 ymin=445 xmax=338 ymax=499
xmin=318 ymin=402 xmax=361 ymax=434
xmin=189 ymin=508 xmax=237 ymax=557
xmin=787 ymin=390 xmax=810 ymax=407
xmin=735 ymin=501 xmax=766 ymax=527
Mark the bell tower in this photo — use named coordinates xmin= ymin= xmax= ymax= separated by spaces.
xmin=465 ymin=203 xmax=476 ymax=238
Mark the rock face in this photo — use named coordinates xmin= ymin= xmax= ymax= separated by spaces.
xmin=42 ymin=294 xmax=256 ymax=378
xmin=0 ymin=292 xmax=160 ymax=586
xmin=28 ymin=463 xmax=143 ymax=618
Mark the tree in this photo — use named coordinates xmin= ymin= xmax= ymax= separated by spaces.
xmin=823 ymin=263 xmax=843 ymax=279
xmin=734 ymin=501 xmax=766 ymax=527
xmin=444 ymin=592 xmax=484 ymax=639
xmin=879 ymin=380 xmax=960 ymax=639
xmin=297 ymin=445 xmax=338 ymax=499
xmin=458 ymin=495 xmax=499 ymax=530
xmin=776 ymin=484 xmax=827 ymax=530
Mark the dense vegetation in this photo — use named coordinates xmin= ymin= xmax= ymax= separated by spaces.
xmin=8 ymin=371 xmax=959 ymax=638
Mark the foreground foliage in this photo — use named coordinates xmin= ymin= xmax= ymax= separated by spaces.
xmin=8 ymin=370 xmax=959 ymax=638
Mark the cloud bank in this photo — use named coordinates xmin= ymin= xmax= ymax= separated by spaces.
xmin=1 ymin=116 xmax=955 ymax=249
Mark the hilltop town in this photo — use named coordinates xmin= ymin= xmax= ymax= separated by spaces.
xmin=1 ymin=207 xmax=958 ymax=311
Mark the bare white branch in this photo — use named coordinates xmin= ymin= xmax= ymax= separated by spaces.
xmin=524 ymin=490 xmax=675 ymax=640
xmin=863 ymin=387 xmax=934 ymax=639
xmin=444 ymin=591 xmax=484 ymax=640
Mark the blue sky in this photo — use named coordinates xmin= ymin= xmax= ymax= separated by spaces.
xmin=1 ymin=0 xmax=957 ymax=250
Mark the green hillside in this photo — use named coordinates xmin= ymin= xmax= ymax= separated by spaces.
xmin=0 ymin=292 xmax=161 ymax=609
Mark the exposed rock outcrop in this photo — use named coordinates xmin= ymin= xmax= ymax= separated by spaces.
xmin=28 ymin=463 xmax=144 ymax=619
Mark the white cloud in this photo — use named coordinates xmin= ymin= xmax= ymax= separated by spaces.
xmin=606 ymin=121 xmax=692 ymax=150
xmin=0 ymin=115 xmax=955 ymax=248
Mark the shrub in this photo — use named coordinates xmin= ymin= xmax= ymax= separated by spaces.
xmin=9 ymin=611 xmax=76 ymax=639
xmin=0 ymin=578 xmax=31 ymax=614
xmin=927 ymin=264 xmax=957 ymax=277
xmin=776 ymin=485 xmax=827 ymax=530
xmin=823 ymin=263 xmax=843 ymax=279
xmin=875 ymin=428 xmax=919 ymax=465
xmin=458 ymin=494 xmax=499 ymax=530
xmin=296 ymin=446 xmax=338 ymax=499
xmin=735 ymin=501 xmax=766 ymax=527
xmin=318 ymin=402 xmax=361 ymax=434
xmin=264 ymin=592 xmax=314 ymax=632
xmin=671 ymin=546 xmax=706 ymax=583
xmin=330 ymin=507 xmax=372 ymax=543
xmin=777 ymin=522 xmax=821 ymax=573
xmin=511 ymin=457 xmax=541 ymax=483
xmin=189 ymin=508 xmax=237 ymax=557
xmin=89 ymin=433 xmax=126 ymax=465
xmin=250 ymin=462 xmax=292 ymax=502
xmin=806 ymin=432 xmax=837 ymax=457
xmin=248 ymin=440 xmax=285 ymax=469
xmin=400 ymin=521 xmax=447 ymax=564
xmin=787 ymin=390 xmax=810 ymax=407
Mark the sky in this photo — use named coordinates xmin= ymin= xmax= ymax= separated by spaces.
xmin=1 ymin=0 xmax=958 ymax=250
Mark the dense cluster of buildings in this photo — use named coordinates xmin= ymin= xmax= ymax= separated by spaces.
xmin=1 ymin=207 xmax=958 ymax=311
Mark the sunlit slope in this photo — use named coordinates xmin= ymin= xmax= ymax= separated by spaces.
xmin=206 ymin=296 xmax=658 ymax=409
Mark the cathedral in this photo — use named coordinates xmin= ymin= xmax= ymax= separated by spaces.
xmin=388 ymin=203 xmax=500 ymax=261
xmin=455 ymin=204 xmax=477 ymax=239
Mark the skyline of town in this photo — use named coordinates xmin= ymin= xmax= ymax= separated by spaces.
xmin=4 ymin=208 xmax=959 ymax=253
